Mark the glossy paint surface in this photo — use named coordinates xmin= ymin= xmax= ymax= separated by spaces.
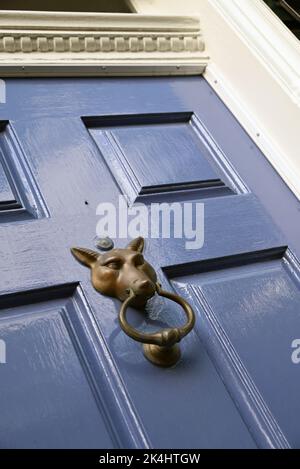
xmin=0 ymin=77 xmax=299 ymax=448
xmin=0 ymin=161 xmax=15 ymax=204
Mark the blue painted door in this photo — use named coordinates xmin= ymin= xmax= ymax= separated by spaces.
xmin=0 ymin=77 xmax=299 ymax=449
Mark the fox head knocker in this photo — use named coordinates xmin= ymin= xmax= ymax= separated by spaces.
xmin=71 ymin=237 xmax=157 ymax=307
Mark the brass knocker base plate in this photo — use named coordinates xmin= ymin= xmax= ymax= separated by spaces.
xmin=143 ymin=343 xmax=181 ymax=367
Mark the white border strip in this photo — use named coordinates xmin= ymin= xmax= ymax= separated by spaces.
xmin=208 ymin=0 xmax=300 ymax=105
xmin=205 ymin=63 xmax=300 ymax=201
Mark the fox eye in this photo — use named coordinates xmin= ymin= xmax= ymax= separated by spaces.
xmin=106 ymin=261 xmax=121 ymax=270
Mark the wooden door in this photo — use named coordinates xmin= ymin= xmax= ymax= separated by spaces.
xmin=0 ymin=77 xmax=299 ymax=448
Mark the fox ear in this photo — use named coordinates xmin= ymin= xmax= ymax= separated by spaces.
xmin=126 ymin=236 xmax=144 ymax=253
xmin=71 ymin=247 xmax=99 ymax=268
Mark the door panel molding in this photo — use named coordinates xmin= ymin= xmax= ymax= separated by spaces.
xmin=85 ymin=111 xmax=241 ymax=204
xmin=0 ymin=120 xmax=49 ymax=221
xmin=171 ymin=245 xmax=300 ymax=448
xmin=0 ymin=282 xmax=150 ymax=448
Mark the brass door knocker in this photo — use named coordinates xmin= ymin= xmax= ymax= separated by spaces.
xmin=71 ymin=237 xmax=195 ymax=367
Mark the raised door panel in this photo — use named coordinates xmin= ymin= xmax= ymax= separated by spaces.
xmin=86 ymin=112 xmax=244 ymax=204
xmin=0 ymin=284 xmax=144 ymax=449
xmin=0 ymin=121 xmax=47 ymax=221
xmin=171 ymin=247 xmax=300 ymax=448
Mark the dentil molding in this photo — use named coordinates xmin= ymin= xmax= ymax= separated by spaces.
xmin=0 ymin=11 xmax=208 ymax=76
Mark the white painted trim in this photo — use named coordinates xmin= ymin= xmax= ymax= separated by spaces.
xmin=204 ymin=0 xmax=300 ymax=200
xmin=0 ymin=63 xmax=205 ymax=77
xmin=205 ymin=63 xmax=300 ymax=200
xmin=0 ymin=11 xmax=208 ymax=75
xmin=0 ymin=11 xmax=200 ymax=31
xmin=208 ymin=0 xmax=300 ymax=105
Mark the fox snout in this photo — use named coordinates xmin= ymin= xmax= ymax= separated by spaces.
xmin=131 ymin=278 xmax=155 ymax=298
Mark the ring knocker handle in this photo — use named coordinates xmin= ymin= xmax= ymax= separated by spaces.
xmin=119 ymin=282 xmax=196 ymax=367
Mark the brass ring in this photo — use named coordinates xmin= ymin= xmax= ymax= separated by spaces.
xmin=119 ymin=282 xmax=195 ymax=367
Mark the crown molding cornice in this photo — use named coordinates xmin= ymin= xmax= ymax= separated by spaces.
xmin=0 ymin=11 xmax=208 ymax=76
xmin=0 ymin=11 xmax=200 ymax=31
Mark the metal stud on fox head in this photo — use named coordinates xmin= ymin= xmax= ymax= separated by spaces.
xmin=95 ymin=236 xmax=114 ymax=251
xmin=71 ymin=236 xmax=195 ymax=367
